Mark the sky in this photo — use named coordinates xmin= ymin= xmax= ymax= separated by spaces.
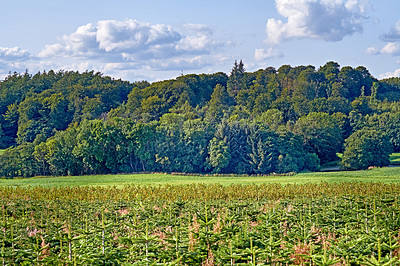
xmin=1 ymin=0 xmax=400 ymax=82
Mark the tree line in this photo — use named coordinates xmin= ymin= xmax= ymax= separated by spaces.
xmin=0 ymin=61 xmax=400 ymax=177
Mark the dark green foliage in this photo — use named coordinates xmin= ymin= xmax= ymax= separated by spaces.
xmin=351 ymin=96 xmax=374 ymax=115
xmin=155 ymin=114 xmax=212 ymax=173
xmin=339 ymin=66 xmax=364 ymax=99
xmin=377 ymin=77 xmax=400 ymax=101
xmin=205 ymin=84 xmax=234 ymax=123
xmin=227 ymin=60 xmax=246 ymax=97
xmin=44 ymin=125 xmax=83 ymax=176
xmin=307 ymin=97 xmax=351 ymax=115
xmin=366 ymin=112 xmax=400 ymax=151
xmin=208 ymin=121 xmax=317 ymax=174
xmin=276 ymin=131 xmax=319 ymax=172
xmin=248 ymin=127 xmax=280 ymax=174
xmin=294 ymin=112 xmax=342 ymax=164
xmin=341 ymin=128 xmax=393 ymax=170
xmin=72 ymin=119 xmax=131 ymax=174
xmin=0 ymin=143 xmax=36 ymax=178
xmin=0 ymin=104 xmax=19 ymax=148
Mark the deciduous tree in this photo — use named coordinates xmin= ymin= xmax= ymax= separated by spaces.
xmin=341 ymin=128 xmax=392 ymax=170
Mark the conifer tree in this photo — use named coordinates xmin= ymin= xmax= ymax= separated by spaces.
xmin=227 ymin=60 xmax=246 ymax=97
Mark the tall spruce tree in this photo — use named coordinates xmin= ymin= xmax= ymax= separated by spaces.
xmin=227 ymin=60 xmax=246 ymax=98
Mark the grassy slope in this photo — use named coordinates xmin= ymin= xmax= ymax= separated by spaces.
xmin=1 ymin=166 xmax=399 ymax=188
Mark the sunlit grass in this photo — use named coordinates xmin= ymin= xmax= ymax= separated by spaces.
xmin=1 ymin=166 xmax=400 ymax=188
xmin=390 ymin=152 xmax=400 ymax=165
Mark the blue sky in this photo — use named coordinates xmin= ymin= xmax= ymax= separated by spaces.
xmin=1 ymin=0 xmax=400 ymax=82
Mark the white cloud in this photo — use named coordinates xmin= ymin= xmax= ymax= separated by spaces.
xmin=176 ymin=35 xmax=214 ymax=53
xmin=96 ymin=19 xmax=180 ymax=53
xmin=370 ymin=42 xmax=400 ymax=56
xmin=39 ymin=19 xmax=220 ymax=62
xmin=39 ymin=23 xmax=98 ymax=58
xmin=0 ymin=47 xmax=31 ymax=61
xmin=254 ymin=48 xmax=283 ymax=61
xmin=380 ymin=68 xmax=400 ymax=79
xmin=381 ymin=42 xmax=400 ymax=56
xmin=266 ymin=0 xmax=369 ymax=44
xmin=176 ymin=24 xmax=219 ymax=54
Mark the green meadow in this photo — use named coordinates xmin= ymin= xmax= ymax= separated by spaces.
xmin=1 ymin=166 xmax=399 ymax=188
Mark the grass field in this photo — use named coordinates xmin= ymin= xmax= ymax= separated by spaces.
xmin=1 ymin=166 xmax=399 ymax=187
xmin=0 ymin=152 xmax=399 ymax=187
xmin=391 ymin=152 xmax=400 ymax=165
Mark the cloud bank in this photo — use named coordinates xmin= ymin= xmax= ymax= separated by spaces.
xmin=39 ymin=19 xmax=220 ymax=62
xmin=266 ymin=0 xmax=369 ymax=44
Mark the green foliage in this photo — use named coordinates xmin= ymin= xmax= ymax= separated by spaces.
xmin=253 ymin=108 xmax=284 ymax=131
xmin=0 ymin=143 xmax=36 ymax=178
xmin=342 ymin=128 xmax=393 ymax=170
xmin=365 ymin=112 xmax=400 ymax=151
xmin=0 ymin=71 xmax=133 ymax=147
xmin=248 ymin=127 xmax=280 ymax=174
xmin=208 ymin=137 xmax=231 ymax=173
xmin=294 ymin=112 xmax=342 ymax=163
xmin=1 ymin=61 xmax=400 ymax=177
xmin=0 ymin=104 xmax=19 ymax=148
xmin=73 ymin=119 xmax=133 ymax=174
xmin=378 ymin=77 xmax=400 ymax=101
xmin=303 ymin=152 xmax=321 ymax=171
xmin=351 ymin=96 xmax=374 ymax=115
xmin=205 ymin=84 xmax=234 ymax=122
xmin=44 ymin=125 xmax=83 ymax=176
xmin=227 ymin=59 xmax=246 ymax=97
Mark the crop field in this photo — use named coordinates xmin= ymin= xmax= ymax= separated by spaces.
xmin=1 ymin=182 xmax=400 ymax=264
xmin=1 ymin=164 xmax=400 ymax=264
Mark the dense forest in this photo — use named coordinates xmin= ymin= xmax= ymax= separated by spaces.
xmin=1 ymin=61 xmax=400 ymax=178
